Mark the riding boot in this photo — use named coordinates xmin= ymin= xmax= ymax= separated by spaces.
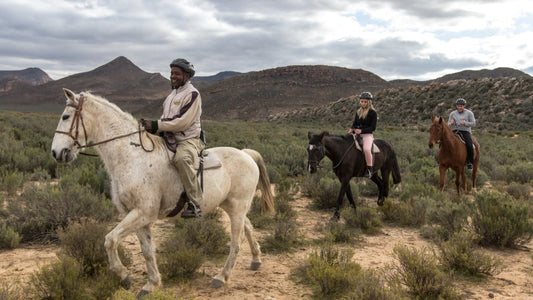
xmin=181 ymin=201 xmax=203 ymax=218
xmin=365 ymin=166 xmax=373 ymax=178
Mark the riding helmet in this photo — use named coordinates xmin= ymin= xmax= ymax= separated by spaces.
xmin=170 ymin=58 xmax=195 ymax=77
xmin=359 ymin=91 xmax=373 ymax=99
xmin=455 ymin=98 xmax=467 ymax=105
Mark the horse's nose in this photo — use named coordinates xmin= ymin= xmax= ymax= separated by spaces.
xmin=51 ymin=148 xmax=67 ymax=162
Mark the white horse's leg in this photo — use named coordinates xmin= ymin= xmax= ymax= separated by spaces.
xmin=210 ymin=214 xmax=245 ymax=288
xmin=104 ymin=208 xmax=155 ymax=286
xmin=136 ymin=225 xmax=162 ymax=293
xmin=244 ymin=217 xmax=262 ymax=270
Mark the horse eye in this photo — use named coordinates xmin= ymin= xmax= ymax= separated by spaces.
xmin=62 ymin=115 xmax=70 ymax=121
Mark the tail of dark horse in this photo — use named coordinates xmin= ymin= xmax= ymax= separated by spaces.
xmin=391 ymin=148 xmax=402 ymax=184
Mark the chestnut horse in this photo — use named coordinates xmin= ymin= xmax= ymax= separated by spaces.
xmin=307 ymin=131 xmax=401 ymax=219
xmin=428 ymin=116 xmax=480 ymax=194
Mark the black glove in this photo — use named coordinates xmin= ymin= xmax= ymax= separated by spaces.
xmin=140 ymin=119 xmax=158 ymax=134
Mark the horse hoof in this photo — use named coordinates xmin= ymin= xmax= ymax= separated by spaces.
xmin=210 ymin=278 xmax=225 ymax=288
xmin=377 ymin=198 xmax=385 ymax=206
xmin=121 ymin=275 xmax=132 ymax=289
xmin=330 ymin=212 xmax=340 ymax=221
xmin=136 ymin=289 xmax=150 ymax=299
xmin=251 ymin=261 xmax=262 ymax=270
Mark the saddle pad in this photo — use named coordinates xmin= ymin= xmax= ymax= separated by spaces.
xmin=194 ymin=150 xmax=222 ymax=170
xmin=355 ymin=142 xmax=380 ymax=153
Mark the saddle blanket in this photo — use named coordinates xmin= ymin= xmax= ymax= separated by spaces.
xmin=355 ymin=142 xmax=380 ymax=153
xmin=194 ymin=150 xmax=222 ymax=170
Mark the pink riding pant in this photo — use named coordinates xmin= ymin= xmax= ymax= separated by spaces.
xmin=361 ymin=133 xmax=374 ymax=167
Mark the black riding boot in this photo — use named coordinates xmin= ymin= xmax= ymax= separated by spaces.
xmin=181 ymin=202 xmax=202 ymax=218
xmin=365 ymin=166 xmax=373 ymax=178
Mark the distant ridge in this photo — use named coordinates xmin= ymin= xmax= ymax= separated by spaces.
xmin=0 ymin=56 xmax=170 ymax=113
xmin=0 ymin=57 xmax=530 ymax=131
xmin=0 ymin=68 xmax=52 ymax=92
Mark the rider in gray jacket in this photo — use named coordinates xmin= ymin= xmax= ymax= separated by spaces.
xmin=447 ymin=98 xmax=476 ymax=170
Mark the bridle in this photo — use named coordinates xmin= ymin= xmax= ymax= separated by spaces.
xmin=55 ymin=94 xmax=154 ymax=155
xmin=307 ymin=142 xmax=325 ymax=168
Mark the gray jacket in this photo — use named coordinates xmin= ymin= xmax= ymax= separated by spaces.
xmin=448 ymin=109 xmax=475 ymax=133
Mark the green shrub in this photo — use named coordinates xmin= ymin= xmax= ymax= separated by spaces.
xmin=5 ymin=180 xmax=115 ymax=242
xmin=390 ymin=245 xmax=458 ymax=299
xmin=0 ymin=170 xmax=24 ymax=196
xmin=506 ymin=182 xmax=530 ymax=200
xmin=347 ymin=268 xmax=403 ymax=300
xmin=58 ymin=218 xmax=131 ymax=276
xmin=379 ymin=196 xmax=428 ymax=227
xmin=427 ymin=200 xmax=471 ymax=241
xmin=158 ymin=234 xmax=205 ymax=281
xmin=438 ymin=231 xmax=502 ymax=276
xmin=158 ymin=212 xmax=229 ymax=280
xmin=320 ymin=219 xmax=362 ymax=244
xmin=304 ymin=244 xmax=361 ymax=297
xmin=261 ymin=213 xmax=304 ymax=253
xmin=172 ymin=211 xmax=229 ymax=256
xmin=29 ymin=256 xmax=89 ymax=300
xmin=0 ymin=223 xmax=22 ymax=249
xmin=304 ymin=175 xmax=340 ymax=210
xmin=342 ymin=206 xmax=382 ymax=235
xmin=472 ymin=190 xmax=533 ymax=247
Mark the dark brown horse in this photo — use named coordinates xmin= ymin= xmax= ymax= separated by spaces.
xmin=428 ymin=116 xmax=480 ymax=194
xmin=307 ymin=131 xmax=401 ymax=219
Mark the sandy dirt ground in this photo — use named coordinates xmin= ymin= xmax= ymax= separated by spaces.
xmin=1 ymin=192 xmax=532 ymax=299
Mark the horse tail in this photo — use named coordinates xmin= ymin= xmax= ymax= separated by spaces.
xmin=391 ymin=149 xmax=402 ymax=184
xmin=242 ymin=148 xmax=276 ymax=214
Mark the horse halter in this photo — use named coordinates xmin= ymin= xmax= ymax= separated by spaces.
xmin=307 ymin=142 xmax=325 ymax=167
xmin=54 ymin=94 xmax=151 ymax=153
xmin=55 ymin=95 xmax=89 ymax=149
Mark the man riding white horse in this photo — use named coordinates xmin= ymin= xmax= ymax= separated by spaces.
xmin=141 ymin=58 xmax=204 ymax=218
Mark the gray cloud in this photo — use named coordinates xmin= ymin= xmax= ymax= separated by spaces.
xmin=0 ymin=0 xmax=531 ymax=80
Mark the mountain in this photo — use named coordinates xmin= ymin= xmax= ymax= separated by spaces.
xmin=0 ymin=56 xmax=169 ymax=112
xmin=0 ymin=68 xmax=52 ymax=92
xmin=197 ymin=65 xmax=390 ymax=121
xmin=0 ymin=58 xmax=530 ymax=131
xmin=192 ymin=71 xmax=242 ymax=89
xmin=269 ymin=76 xmax=533 ymax=131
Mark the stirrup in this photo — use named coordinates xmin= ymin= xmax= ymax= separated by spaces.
xmin=181 ymin=202 xmax=203 ymax=218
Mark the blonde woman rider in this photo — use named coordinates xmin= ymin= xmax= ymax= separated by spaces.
xmin=348 ymin=92 xmax=377 ymax=178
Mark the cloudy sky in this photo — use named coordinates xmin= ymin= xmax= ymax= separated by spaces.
xmin=1 ymin=0 xmax=532 ymax=81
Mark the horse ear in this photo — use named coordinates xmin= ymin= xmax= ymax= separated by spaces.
xmin=438 ymin=116 xmax=444 ymax=124
xmin=63 ymin=88 xmax=77 ymax=105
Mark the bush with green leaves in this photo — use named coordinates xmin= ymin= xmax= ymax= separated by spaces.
xmin=472 ymin=190 xmax=533 ymax=247
xmin=379 ymin=196 xmax=428 ymax=227
xmin=426 ymin=199 xmax=471 ymax=241
xmin=438 ymin=231 xmax=502 ymax=276
xmin=5 ymin=179 xmax=115 ymax=242
xmin=58 ymin=218 xmax=131 ymax=276
xmin=29 ymin=256 xmax=89 ymax=300
xmin=0 ymin=223 xmax=22 ymax=249
xmin=304 ymin=244 xmax=362 ymax=297
xmin=158 ymin=212 xmax=229 ymax=281
xmin=390 ymin=245 xmax=459 ymax=299
xmin=319 ymin=219 xmax=362 ymax=244
xmin=342 ymin=206 xmax=382 ymax=235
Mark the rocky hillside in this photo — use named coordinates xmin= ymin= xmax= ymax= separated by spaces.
xmin=198 ymin=65 xmax=390 ymax=121
xmin=0 ymin=68 xmax=52 ymax=92
xmin=269 ymin=76 xmax=533 ymax=132
xmin=0 ymin=57 xmax=169 ymax=112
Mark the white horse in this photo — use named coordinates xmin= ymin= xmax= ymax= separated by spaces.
xmin=51 ymin=88 xmax=275 ymax=297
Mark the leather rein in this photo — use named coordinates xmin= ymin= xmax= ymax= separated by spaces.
xmin=54 ymin=95 xmax=154 ymax=156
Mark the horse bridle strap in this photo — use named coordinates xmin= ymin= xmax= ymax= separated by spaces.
xmin=55 ymin=94 xmax=154 ymax=153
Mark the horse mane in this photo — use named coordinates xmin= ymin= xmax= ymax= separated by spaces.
xmin=80 ymin=91 xmax=167 ymax=151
